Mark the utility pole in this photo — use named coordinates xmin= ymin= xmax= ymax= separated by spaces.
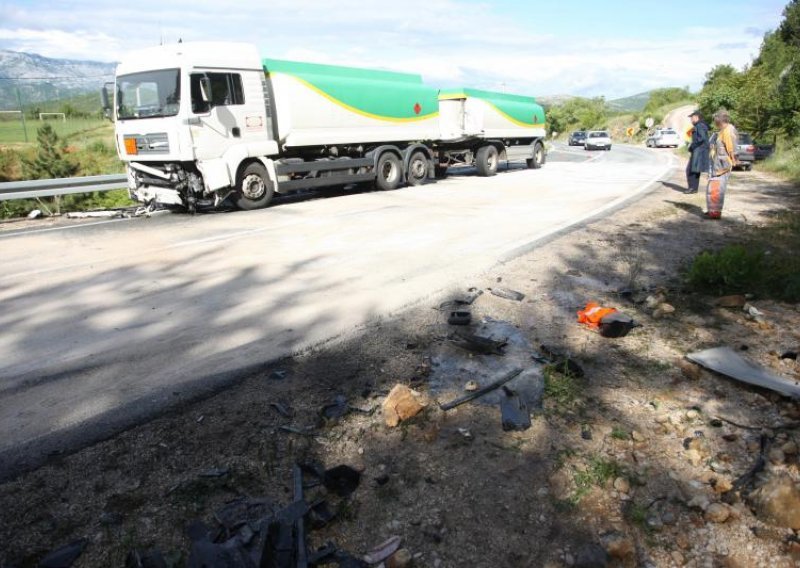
xmin=15 ymin=86 xmax=28 ymax=143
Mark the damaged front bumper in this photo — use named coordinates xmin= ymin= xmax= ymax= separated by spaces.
xmin=126 ymin=162 xmax=228 ymax=212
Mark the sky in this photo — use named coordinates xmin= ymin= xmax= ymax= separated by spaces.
xmin=0 ymin=0 xmax=790 ymax=99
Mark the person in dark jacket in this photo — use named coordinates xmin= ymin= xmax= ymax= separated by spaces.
xmin=686 ymin=110 xmax=710 ymax=194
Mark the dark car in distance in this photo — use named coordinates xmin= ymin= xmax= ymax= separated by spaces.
xmin=568 ymin=131 xmax=587 ymax=146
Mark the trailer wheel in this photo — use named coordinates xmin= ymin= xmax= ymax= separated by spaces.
xmin=527 ymin=141 xmax=545 ymax=169
xmin=235 ymin=162 xmax=274 ymax=210
xmin=375 ymin=152 xmax=402 ymax=191
xmin=475 ymin=145 xmax=499 ymax=177
xmin=407 ymin=152 xmax=429 ymax=186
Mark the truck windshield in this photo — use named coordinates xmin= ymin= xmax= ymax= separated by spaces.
xmin=117 ymin=69 xmax=181 ymax=120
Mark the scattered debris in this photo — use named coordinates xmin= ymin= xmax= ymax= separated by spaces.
xmin=270 ymin=402 xmax=293 ymax=418
xmin=450 ymin=331 xmax=508 ymax=355
xmin=65 ymin=210 xmax=122 ymax=219
xmin=438 ymin=288 xmax=483 ymax=310
xmin=383 ymin=384 xmax=427 ymax=427
xmin=781 ymin=351 xmax=798 ymax=361
xmin=447 ymin=310 xmax=472 ymax=325
xmin=577 ymin=302 xmax=638 ymax=338
xmin=489 ymin=287 xmax=525 ymax=302
xmin=500 ymin=386 xmax=532 ymax=431
xmin=439 ymin=368 xmax=523 ymax=411
xmin=464 ymin=380 xmax=479 ymax=392
xmin=321 ymin=395 xmax=351 ymax=421
xmin=26 ymin=209 xmax=42 ymax=219
xmin=39 ymin=539 xmax=88 ymax=568
xmin=744 ymin=303 xmax=767 ymax=324
xmin=686 ymin=347 xmax=800 ymax=399
xmin=363 ymin=536 xmax=402 ymax=564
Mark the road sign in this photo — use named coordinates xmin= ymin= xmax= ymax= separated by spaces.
xmin=626 ymin=127 xmax=635 ymax=137
xmin=645 ymin=117 xmax=655 ymax=128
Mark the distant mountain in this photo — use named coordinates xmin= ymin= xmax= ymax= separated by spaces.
xmin=537 ymin=94 xmax=578 ymax=108
xmin=606 ymin=91 xmax=652 ymax=112
xmin=0 ymin=50 xmax=115 ymax=110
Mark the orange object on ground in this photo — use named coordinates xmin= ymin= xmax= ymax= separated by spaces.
xmin=577 ymin=302 xmax=618 ymax=329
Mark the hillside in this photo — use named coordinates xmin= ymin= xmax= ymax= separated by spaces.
xmin=606 ymin=91 xmax=652 ymax=112
xmin=0 ymin=50 xmax=115 ymax=110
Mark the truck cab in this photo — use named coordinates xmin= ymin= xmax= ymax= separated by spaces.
xmin=110 ymin=42 xmax=278 ymax=211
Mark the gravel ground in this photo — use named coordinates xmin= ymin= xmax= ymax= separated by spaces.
xmin=2 ymin=166 xmax=800 ymax=568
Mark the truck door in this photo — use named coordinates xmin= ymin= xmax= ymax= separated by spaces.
xmin=189 ymin=71 xmax=263 ymax=162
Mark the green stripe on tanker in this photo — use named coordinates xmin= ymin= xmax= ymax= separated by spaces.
xmin=439 ymin=88 xmax=545 ymax=127
xmin=263 ymin=58 xmax=439 ymax=122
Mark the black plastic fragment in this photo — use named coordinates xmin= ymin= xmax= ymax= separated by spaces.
xmin=598 ymin=312 xmax=637 ymax=338
xmin=452 ymin=332 xmax=508 ymax=355
xmin=323 ymin=465 xmax=361 ymax=497
xmin=500 ymin=386 xmax=532 ymax=431
xmin=781 ymin=351 xmax=798 ymax=360
xmin=447 ymin=310 xmax=472 ymax=325
xmin=39 ymin=539 xmax=88 ymax=568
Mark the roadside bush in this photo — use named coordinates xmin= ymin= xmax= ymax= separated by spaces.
xmin=687 ymin=245 xmax=765 ymax=295
xmin=761 ymin=146 xmax=800 ymax=183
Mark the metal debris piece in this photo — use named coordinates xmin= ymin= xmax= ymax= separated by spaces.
xmin=363 ymin=536 xmax=402 ymax=564
xmin=451 ymin=331 xmax=508 ymax=355
xmin=687 ymin=346 xmax=800 ymax=399
xmin=489 ymin=287 xmax=525 ymax=302
xmin=438 ymin=288 xmax=483 ymax=310
xmin=439 ymin=368 xmax=524 ymax=411
xmin=321 ymin=395 xmax=350 ymax=421
xmin=500 ymin=386 xmax=532 ymax=431
xmin=447 ymin=310 xmax=472 ymax=326
xmin=269 ymin=369 xmax=289 ymax=381
xmin=65 ymin=210 xmax=122 ymax=219
xmin=39 ymin=539 xmax=88 ymax=568
xmin=27 ymin=209 xmax=42 ymax=219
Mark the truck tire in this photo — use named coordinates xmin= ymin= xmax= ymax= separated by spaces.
xmin=475 ymin=145 xmax=499 ymax=177
xmin=526 ymin=141 xmax=545 ymax=169
xmin=235 ymin=162 xmax=274 ymax=210
xmin=407 ymin=151 xmax=429 ymax=186
xmin=375 ymin=152 xmax=402 ymax=191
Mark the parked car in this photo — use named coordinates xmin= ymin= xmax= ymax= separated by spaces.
xmin=585 ymin=131 xmax=612 ymax=151
xmin=646 ymin=128 xmax=682 ymax=148
xmin=735 ymin=132 xmax=756 ymax=171
xmin=568 ymin=131 xmax=587 ymax=146
xmin=755 ymin=144 xmax=775 ymax=161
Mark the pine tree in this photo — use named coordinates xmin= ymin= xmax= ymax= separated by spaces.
xmin=23 ymin=123 xmax=77 ymax=180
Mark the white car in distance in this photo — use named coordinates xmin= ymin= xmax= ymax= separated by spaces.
xmin=646 ymin=128 xmax=682 ymax=148
xmin=584 ymin=130 xmax=612 ymax=151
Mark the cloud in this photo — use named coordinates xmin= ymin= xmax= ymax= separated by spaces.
xmin=0 ymin=1 xmax=781 ymax=98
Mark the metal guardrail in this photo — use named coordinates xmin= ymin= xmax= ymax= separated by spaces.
xmin=0 ymin=174 xmax=128 ymax=201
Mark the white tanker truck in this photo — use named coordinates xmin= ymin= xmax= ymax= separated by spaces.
xmin=103 ymin=42 xmax=547 ymax=212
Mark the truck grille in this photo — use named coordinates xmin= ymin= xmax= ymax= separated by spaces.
xmin=124 ymin=132 xmax=170 ymax=155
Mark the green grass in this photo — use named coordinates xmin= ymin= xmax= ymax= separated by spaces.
xmin=761 ymin=146 xmax=800 ymax=184
xmin=611 ymin=426 xmax=630 ymax=440
xmin=571 ymin=456 xmax=623 ymax=503
xmin=543 ymin=365 xmax=582 ymax=412
xmin=0 ymin=117 xmax=110 ymax=145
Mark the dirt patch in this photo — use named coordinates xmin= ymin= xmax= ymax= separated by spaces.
xmin=2 ymin=168 xmax=800 ymax=567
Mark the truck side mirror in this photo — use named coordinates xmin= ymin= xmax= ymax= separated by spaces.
xmin=199 ymin=76 xmax=212 ymax=104
xmin=101 ymin=82 xmax=114 ymax=120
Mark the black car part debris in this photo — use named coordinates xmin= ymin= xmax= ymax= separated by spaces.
xmin=598 ymin=312 xmax=638 ymax=338
xmin=439 ymin=368 xmax=524 ymax=411
xmin=451 ymin=331 xmax=508 ymax=355
xmin=438 ymin=288 xmax=483 ymax=310
xmin=447 ymin=310 xmax=472 ymax=325
xmin=489 ymin=287 xmax=525 ymax=302
xmin=500 ymin=386 xmax=532 ymax=431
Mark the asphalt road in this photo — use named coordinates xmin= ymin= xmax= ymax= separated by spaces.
xmin=0 ymin=143 xmax=677 ymax=478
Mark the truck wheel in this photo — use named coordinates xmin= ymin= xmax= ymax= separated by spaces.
xmin=475 ymin=145 xmax=499 ymax=177
xmin=407 ymin=151 xmax=429 ymax=186
xmin=526 ymin=141 xmax=545 ymax=169
xmin=375 ymin=152 xmax=402 ymax=191
xmin=235 ymin=162 xmax=274 ymax=210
